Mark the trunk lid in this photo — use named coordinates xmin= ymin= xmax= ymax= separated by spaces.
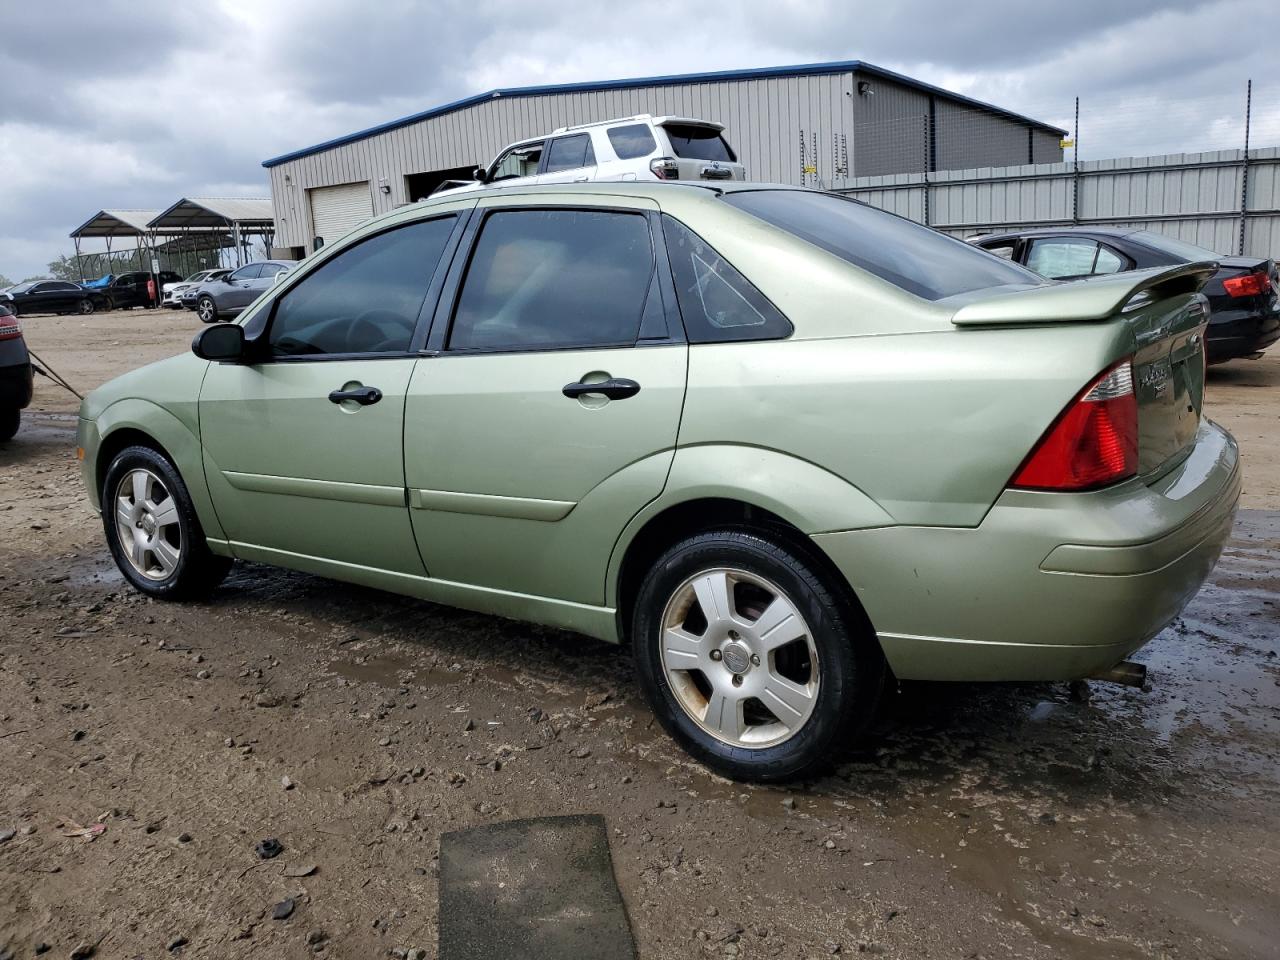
xmin=952 ymin=262 xmax=1216 ymax=478
xmin=655 ymin=119 xmax=746 ymax=182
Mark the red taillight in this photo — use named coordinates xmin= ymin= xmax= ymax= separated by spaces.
xmin=0 ymin=318 xmax=22 ymax=341
xmin=650 ymin=157 xmax=680 ymax=180
xmin=1011 ymin=360 xmax=1138 ymax=491
xmin=1222 ymin=270 xmax=1271 ymax=298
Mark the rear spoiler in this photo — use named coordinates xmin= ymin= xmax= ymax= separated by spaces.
xmin=951 ymin=261 xmax=1218 ymax=326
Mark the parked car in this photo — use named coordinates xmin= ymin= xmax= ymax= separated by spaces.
xmin=0 ymin=303 xmax=33 ymax=441
xmin=162 ymin=269 xmax=230 ymax=307
xmin=970 ymin=227 xmax=1280 ymax=363
xmin=437 ymin=114 xmax=745 ymax=196
xmin=0 ymin=279 xmax=105 ymax=316
xmin=193 ymin=261 xmax=292 ymax=323
xmin=103 ymin=271 xmax=183 ymax=310
xmin=78 ymin=183 xmax=1239 ymax=782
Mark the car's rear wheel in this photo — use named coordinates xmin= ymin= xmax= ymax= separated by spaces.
xmin=197 ymin=296 xmax=218 ymax=324
xmin=78 ymin=298 xmax=95 ymax=315
xmin=0 ymin=407 xmax=19 ymax=442
xmin=631 ymin=528 xmax=885 ymax=782
xmin=102 ymin=445 xmax=232 ymax=599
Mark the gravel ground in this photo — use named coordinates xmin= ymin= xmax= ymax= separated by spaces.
xmin=1 ymin=309 xmax=1278 ymax=959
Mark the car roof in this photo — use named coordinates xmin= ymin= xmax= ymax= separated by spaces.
xmin=552 ymin=114 xmax=725 ymax=134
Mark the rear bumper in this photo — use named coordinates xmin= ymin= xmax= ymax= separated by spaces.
xmin=814 ymin=420 xmax=1240 ymax=681
xmin=0 ymin=362 xmax=34 ymax=410
xmin=1206 ymin=307 xmax=1280 ymax=362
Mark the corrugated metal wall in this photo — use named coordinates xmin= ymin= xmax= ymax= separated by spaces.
xmin=266 ymin=70 xmax=1062 ymax=248
xmin=843 ymin=147 xmax=1280 ymax=258
xmin=269 ymin=73 xmax=856 ymax=247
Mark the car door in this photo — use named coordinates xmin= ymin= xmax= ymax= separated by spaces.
xmin=198 ymin=211 xmax=469 ymax=573
xmin=535 ymin=133 xmax=597 ymax=184
xmin=404 ymin=199 xmax=687 ymax=606
xmin=222 ymin=264 xmax=264 ymax=309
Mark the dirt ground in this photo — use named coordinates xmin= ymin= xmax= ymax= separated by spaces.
xmin=1 ymin=309 xmax=1278 ymax=959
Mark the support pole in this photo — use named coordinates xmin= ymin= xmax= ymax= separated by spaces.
xmin=1071 ymin=96 xmax=1080 ymax=225
xmin=1239 ymin=78 xmax=1252 ymax=256
xmin=232 ymin=221 xmax=243 ymax=267
xmin=73 ymin=237 xmax=85 ymax=283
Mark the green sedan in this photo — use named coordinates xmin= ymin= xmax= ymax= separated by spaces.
xmin=77 ymin=183 xmax=1240 ymax=781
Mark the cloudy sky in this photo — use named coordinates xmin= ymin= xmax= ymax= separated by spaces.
xmin=2 ymin=0 xmax=1278 ymax=282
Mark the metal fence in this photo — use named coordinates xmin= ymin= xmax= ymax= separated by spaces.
xmin=830 ymin=76 xmax=1280 ymax=258
xmin=840 ymin=147 xmax=1280 ymax=258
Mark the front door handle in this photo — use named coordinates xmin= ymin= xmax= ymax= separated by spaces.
xmin=328 ymin=385 xmax=383 ymax=406
xmin=562 ymin=378 xmax=641 ymax=400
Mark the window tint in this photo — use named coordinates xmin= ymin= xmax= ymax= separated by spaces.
xmin=661 ymin=124 xmax=736 ymax=162
xmin=543 ymin=134 xmax=595 ymax=173
xmin=230 ymin=264 xmax=262 ymax=281
xmin=1094 ymin=245 xmax=1127 ymax=275
xmin=268 ymin=216 xmax=455 ymax=357
xmin=449 ymin=209 xmax=654 ymax=352
xmin=1132 ymin=230 xmax=1221 ymax=261
xmin=50 ymin=282 xmax=78 ymax=291
xmin=1027 ymin=238 xmax=1102 ymax=279
xmin=661 ymin=215 xmax=791 ymax=343
xmin=723 ymin=190 xmax=1040 ymax=300
xmin=490 ymin=143 xmax=543 ymax=181
xmin=978 ymin=240 xmax=1017 ymax=260
xmin=608 ymin=124 xmax=658 ymax=160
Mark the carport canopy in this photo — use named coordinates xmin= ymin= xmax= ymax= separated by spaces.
xmin=147 ymin=198 xmax=275 ymax=268
xmin=69 ymin=209 xmax=163 ymax=240
xmin=147 ymin=197 xmax=273 ymax=234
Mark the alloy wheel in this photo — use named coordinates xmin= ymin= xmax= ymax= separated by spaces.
xmin=114 ymin=468 xmax=183 ymax=581
xmin=78 ymin=298 xmax=95 ymax=315
xmin=659 ymin=567 xmax=820 ymax=748
xmin=197 ymin=298 xmax=216 ymax=323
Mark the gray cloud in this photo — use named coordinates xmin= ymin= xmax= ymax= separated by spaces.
xmin=1 ymin=0 xmax=1277 ymax=281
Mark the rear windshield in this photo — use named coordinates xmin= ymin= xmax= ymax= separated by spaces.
xmin=723 ymin=190 xmax=1041 ymax=300
xmin=1132 ymin=230 xmax=1222 ymax=262
xmin=662 ymin=124 xmax=736 ymax=162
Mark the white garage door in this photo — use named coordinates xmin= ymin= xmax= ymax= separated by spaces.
xmin=308 ymin=181 xmax=373 ymax=247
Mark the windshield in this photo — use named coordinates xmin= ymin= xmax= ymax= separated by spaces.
xmin=184 ymin=271 xmax=208 ymax=282
xmin=8 ymin=282 xmax=36 ymax=294
xmin=723 ymin=190 xmax=1041 ymax=300
xmin=1132 ymin=230 xmax=1222 ymax=262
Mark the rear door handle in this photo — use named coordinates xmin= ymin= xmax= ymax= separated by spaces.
xmin=562 ymin=378 xmax=641 ymax=400
xmin=328 ymin=385 xmax=383 ymax=406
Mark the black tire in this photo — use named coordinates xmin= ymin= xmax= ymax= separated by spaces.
xmin=103 ymin=296 xmax=114 ymax=311
xmin=631 ymin=528 xmax=886 ymax=782
xmin=197 ymin=296 xmax=218 ymax=324
xmin=78 ymin=298 xmax=95 ymax=315
xmin=0 ymin=407 xmax=19 ymax=442
xmin=102 ymin=445 xmax=232 ymax=600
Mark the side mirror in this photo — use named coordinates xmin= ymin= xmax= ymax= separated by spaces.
xmin=473 ymin=167 xmax=488 ymax=183
xmin=192 ymin=323 xmax=245 ymax=362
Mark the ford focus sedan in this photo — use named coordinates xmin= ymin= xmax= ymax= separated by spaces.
xmin=77 ymin=183 xmax=1239 ymax=781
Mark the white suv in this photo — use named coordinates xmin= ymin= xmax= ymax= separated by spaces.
xmin=439 ymin=115 xmax=745 ymax=195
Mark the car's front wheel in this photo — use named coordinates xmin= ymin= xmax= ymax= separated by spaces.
xmin=0 ymin=407 xmax=19 ymax=442
xmin=78 ymin=298 xmax=96 ymax=315
xmin=632 ymin=528 xmax=886 ymax=782
xmin=196 ymin=296 xmax=219 ymax=324
xmin=102 ymin=445 xmax=232 ymax=599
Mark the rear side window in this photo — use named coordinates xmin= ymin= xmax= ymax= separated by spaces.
xmin=661 ymin=124 xmax=736 ymax=162
xmin=268 ymin=216 xmax=455 ymax=357
xmin=449 ymin=209 xmax=654 ymax=352
xmin=608 ymin=124 xmax=658 ymax=160
xmin=543 ymin=134 xmax=596 ymax=173
xmin=662 ymin=215 xmax=791 ymax=343
xmin=723 ymin=190 xmax=1040 ymax=301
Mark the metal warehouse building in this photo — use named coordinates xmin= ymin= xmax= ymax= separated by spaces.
xmin=262 ymin=60 xmax=1065 ymax=257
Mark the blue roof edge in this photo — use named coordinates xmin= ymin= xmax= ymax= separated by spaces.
xmin=261 ymin=59 xmax=1067 ymax=168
